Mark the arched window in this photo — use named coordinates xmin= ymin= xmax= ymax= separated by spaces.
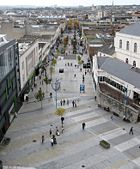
xmin=125 ymin=58 xmax=128 ymax=64
xmin=119 ymin=39 xmax=122 ymax=48
xmin=134 ymin=43 xmax=137 ymax=53
xmin=126 ymin=41 xmax=129 ymax=50
xmin=133 ymin=61 xmax=136 ymax=67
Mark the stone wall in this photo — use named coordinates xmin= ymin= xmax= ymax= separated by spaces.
xmin=97 ymin=90 xmax=139 ymax=123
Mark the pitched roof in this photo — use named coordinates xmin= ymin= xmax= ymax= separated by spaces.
xmin=99 ymin=57 xmax=140 ymax=88
xmin=119 ymin=22 xmax=140 ymax=37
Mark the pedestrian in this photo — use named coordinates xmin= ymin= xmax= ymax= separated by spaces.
xmin=71 ymin=63 xmax=72 ymax=66
xmin=60 ymin=100 xmax=63 ymax=106
xmin=82 ymin=122 xmax=86 ymax=130
xmin=63 ymin=99 xmax=65 ymax=105
xmin=53 ymin=135 xmax=57 ymax=144
xmin=56 ymin=127 xmax=60 ymax=136
xmin=94 ymin=96 xmax=97 ymax=101
xmin=72 ymin=100 xmax=75 ymax=107
xmin=50 ymin=92 xmax=52 ymax=98
xmin=61 ymin=116 xmax=64 ymax=126
xmin=61 ymin=126 xmax=64 ymax=133
xmin=49 ymin=129 xmax=52 ymax=137
xmin=129 ymin=127 xmax=134 ymax=135
xmin=41 ymin=135 xmax=45 ymax=144
xmin=67 ymin=99 xmax=69 ymax=105
xmin=111 ymin=114 xmax=113 ymax=120
xmin=50 ymin=137 xmax=54 ymax=147
xmin=74 ymin=74 xmax=76 ymax=78
xmin=85 ymin=71 xmax=87 ymax=75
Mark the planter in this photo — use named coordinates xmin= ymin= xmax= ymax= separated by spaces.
xmin=100 ymin=140 xmax=110 ymax=149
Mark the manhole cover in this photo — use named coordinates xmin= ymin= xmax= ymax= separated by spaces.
xmin=32 ymin=140 xmax=36 ymax=142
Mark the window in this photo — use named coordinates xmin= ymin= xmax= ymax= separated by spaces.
xmin=126 ymin=58 xmax=128 ymax=64
xmin=119 ymin=39 xmax=122 ymax=48
xmin=126 ymin=41 xmax=129 ymax=50
xmin=133 ymin=61 xmax=136 ymax=67
xmin=134 ymin=43 xmax=137 ymax=53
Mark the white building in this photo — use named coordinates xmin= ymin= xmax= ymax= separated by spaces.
xmin=92 ymin=22 xmax=140 ymax=122
xmin=19 ymin=40 xmax=39 ymax=90
xmin=114 ymin=22 xmax=140 ymax=68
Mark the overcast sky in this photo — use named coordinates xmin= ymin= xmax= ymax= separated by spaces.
xmin=0 ymin=0 xmax=139 ymax=7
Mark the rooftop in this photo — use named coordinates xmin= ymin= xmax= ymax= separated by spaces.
xmin=119 ymin=22 xmax=140 ymax=37
xmin=98 ymin=57 xmax=140 ymax=89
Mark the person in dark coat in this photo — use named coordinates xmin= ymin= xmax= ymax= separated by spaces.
xmin=129 ymin=127 xmax=134 ymax=135
xmin=41 ymin=135 xmax=45 ymax=144
xmin=82 ymin=122 xmax=86 ymax=130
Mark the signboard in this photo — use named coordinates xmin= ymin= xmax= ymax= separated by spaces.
xmin=80 ymin=84 xmax=85 ymax=93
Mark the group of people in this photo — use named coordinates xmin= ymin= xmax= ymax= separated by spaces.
xmin=72 ymin=100 xmax=77 ymax=108
xmin=41 ymin=125 xmax=64 ymax=147
xmin=60 ymin=99 xmax=69 ymax=106
xmin=65 ymin=62 xmax=73 ymax=66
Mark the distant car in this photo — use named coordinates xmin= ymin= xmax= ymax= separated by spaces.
xmin=59 ymin=68 xmax=64 ymax=73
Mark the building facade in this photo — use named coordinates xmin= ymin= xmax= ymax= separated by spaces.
xmin=0 ymin=35 xmax=20 ymax=141
xmin=114 ymin=22 xmax=140 ymax=68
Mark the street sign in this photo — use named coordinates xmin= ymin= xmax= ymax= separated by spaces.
xmin=80 ymin=84 xmax=85 ymax=93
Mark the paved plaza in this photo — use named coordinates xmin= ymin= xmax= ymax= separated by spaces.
xmin=1 ymin=41 xmax=140 ymax=169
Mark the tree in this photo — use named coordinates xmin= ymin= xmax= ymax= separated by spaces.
xmin=35 ymin=88 xmax=45 ymax=109
xmin=44 ymin=76 xmax=51 ymax=91
xmin=51 ymin=58 xmax=57 ymax=66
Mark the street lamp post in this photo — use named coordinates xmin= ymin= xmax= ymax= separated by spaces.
xmin=51 ymin=79 xmax=60 ymax=109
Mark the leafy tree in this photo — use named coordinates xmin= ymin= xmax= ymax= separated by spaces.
xmin=55 ymin=108 xmax=65 ymax=117
xmin=51 ymin=58 xmax=57 ymax=66
xmin=44 ymin=76 xmax=52 ymax=91
xmin=35 ymin=88 xmax=45 ymax=108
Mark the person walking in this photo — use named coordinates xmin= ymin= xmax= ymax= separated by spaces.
xmin=60 ymin=100 xmax=63 ymax=106
xmin=52 ymin=135 xmax=57 ymax=144
xmin=49 ymin=129 xmax=52 ymax=137
xmin=61 ymin=116 xmax=64 ymax=126
xmin=129 ymin=127 xmax=134 ymax=135
xmin=82 ymin=122 xmax=86 ymax=130
xmin=41 ymin=135 xmax=45 ymax=144
xmin=56 ymin=127 xmax=60 ymax=136
xmin=63 ymin=99 xmax=65 ymax=106
xmin=61 ymin=126 xmax=64 ymax=134
xmin=50 ymin=137 xmax=54 ymax=147
xmin=111 ymin=114 xmax=113 ymax=120
xmin=72 ymin=100 xmax=75 ymax=107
